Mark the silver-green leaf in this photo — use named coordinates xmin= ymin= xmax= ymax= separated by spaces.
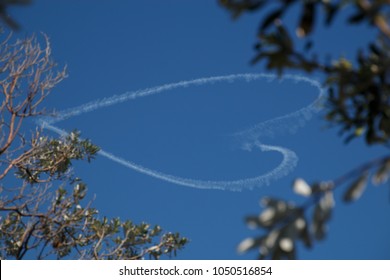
xmin=343 ymin=172 xmax=369 ymax=202
xmin=292 ymin=178 xmax=312 ymax=197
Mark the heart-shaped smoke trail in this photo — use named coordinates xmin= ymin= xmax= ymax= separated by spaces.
xmin=38 ymin=73 xmax=326 ymax=191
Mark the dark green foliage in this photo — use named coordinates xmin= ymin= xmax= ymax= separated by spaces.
xmin=220 ymin=0 xmax=390 ymax=145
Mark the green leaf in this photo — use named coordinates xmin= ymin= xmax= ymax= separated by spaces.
xmin=279 ymin=237 xmax=294 ymax=252
xmin=343 ymin=172 xmax=368 ymax=202
xmin=312 ymin=191 xmax=334 ymax=239
xmin=298 ymin=219 xmax=312 ymax=248
xmin=296 ymin=2 xmax=315 ymax=37
xmin=292 ymin=178 xmax=312 ymax=196
xmin=372 ymin=159 xmax=390 ymax=185
xmin=237 ymin=237 xmax=262 ymax=254
xmin=260 ymin=8 xmax=284 ymax=32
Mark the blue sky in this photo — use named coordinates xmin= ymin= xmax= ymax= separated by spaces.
xmin=10 ymin=1 xmax=390 ymax=259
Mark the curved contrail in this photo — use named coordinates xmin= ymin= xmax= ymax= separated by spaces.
xmin=38 ymin=73 xmax=326 ymax=191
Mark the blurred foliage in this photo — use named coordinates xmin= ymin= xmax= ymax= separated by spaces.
xmin=0 ymin=34 xmax=187 ymax=259
xmin=238 ymin=158 xmax=390 ymax=259
xmin=219 ymin=0 xmax=390 ymax=259
xmin=0 ymin=0 xmax=31 ymax=30
xmin=220 ymin=0 xmax=390 ymax=145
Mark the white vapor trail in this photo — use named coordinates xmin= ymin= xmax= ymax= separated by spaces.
xmin=38 ymin=73 xmax=326 ymax=191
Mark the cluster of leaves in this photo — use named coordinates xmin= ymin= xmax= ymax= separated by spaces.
xmin=238 ymin=156 xmax=390 ymax=259
xmin=0 ymin=34 xmax=188 ymax=259
xmin=1 ymin=131 xmax=187 ymax=260
xmin=15 ymin=131 xmax=99 ymax=184
xmin=220 ymin=0 xmax=390 ymax=145
xmin=1 ymin=158 xmax=187 ymax=260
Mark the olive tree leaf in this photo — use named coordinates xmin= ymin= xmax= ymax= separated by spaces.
xmin=372 ymin=159 xmax=390 ymax=185
xmin=292 ymin=178 xmax=312 ymax=197
xmin=343 ymin=172 xmax=369 ymax=202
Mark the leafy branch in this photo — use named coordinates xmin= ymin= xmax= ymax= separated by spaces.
xmin=220 ymin=0 xmax=390 ymax=145
xmin=0 ymin=34 xmax=188 ymax=260
xmin=238 ymin=154 xmax=390 ymax=259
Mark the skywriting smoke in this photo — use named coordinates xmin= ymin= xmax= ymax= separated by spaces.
xmin=38 ymin=73 xmax=326 ymax=191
